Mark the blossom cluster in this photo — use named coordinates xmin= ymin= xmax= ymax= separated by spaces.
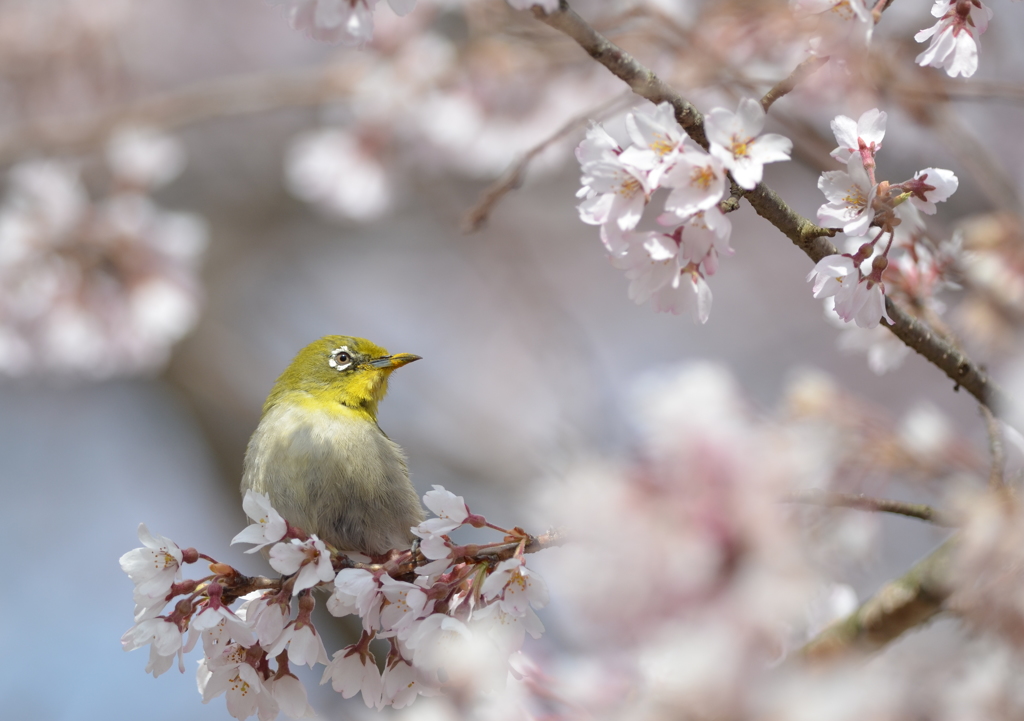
xmin=120 ymin=486 xmax=550 ymax=719
xmin=0 ymin=127 xmax=205 ymax=378
xmin=808 ymin=108 xmax=958 ymax=330
xmin=575 ymin=99 xmax=791 ymax=321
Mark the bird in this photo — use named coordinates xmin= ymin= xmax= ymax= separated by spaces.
xmin=241 ymin=335 xmax=425 ymax=556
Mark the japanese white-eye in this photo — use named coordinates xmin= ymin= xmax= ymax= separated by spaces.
xmin=241 ymin=335 xmax=425 ymax=555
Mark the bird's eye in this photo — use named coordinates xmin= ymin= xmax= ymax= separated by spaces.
xmin=328 ymin=347 xmax=353 ymax=371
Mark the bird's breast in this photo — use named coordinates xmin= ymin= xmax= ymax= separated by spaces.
xmin=241 ymin=399 xmax=421 ymax=551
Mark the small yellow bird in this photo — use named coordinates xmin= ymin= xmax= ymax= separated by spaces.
xmin=241 ymin=335 xmax=425 ymax=556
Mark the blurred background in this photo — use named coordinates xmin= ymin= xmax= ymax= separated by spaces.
xmin=1 ymin=0 xmax=1022 ymax=718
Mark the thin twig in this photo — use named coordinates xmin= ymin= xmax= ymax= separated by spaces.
xmin=532 ymin=0 xmax=1010 ymax=414
xmin=786 ymin=490 xmax=953 ymax=526
xmin=463 ymin=91 xmax=634 ymax=233
xmin=980 ymin=404 xmax=1006 ymax=489
xmin=760 ymin=55 xmax=830 ymax=113
xmin=0 ymin=67 xmax=351 ymax=164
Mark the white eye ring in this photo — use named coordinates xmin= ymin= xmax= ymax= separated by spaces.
xmin=328 ymin=346 xmax=353 ymax=371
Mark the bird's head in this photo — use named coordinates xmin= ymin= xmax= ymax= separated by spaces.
xmin=264 ymin=335 xmax=420 ymax=420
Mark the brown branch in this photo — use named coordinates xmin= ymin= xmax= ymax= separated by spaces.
xmin=533 ymin=2 xmax=707 ymax=148
xmin=786 ymin=490 xmax=953 ymax=526
xmin=532 ymin=0 xmax=1009 ymax=414
xmin=0 ymin=67 xmax=351 ymax=164
xmin=801 ymin=540 xmax=954 ymax=661
xmin=760 ymin=55 xmax=830 ymax=113
xmin=222 ymin=528 xmax=567 ymax=596
xmin=463 ymin=91 xmax=634 ymax=233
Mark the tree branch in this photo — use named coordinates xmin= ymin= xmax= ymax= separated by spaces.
xmin=223 ymin=528 xmax=567 ymax=597
xmin=463 ymin=91 xmax=634 ymax=232
xmin=801 ymin=540 xmax=954 ymax=661
xmin=531 ymin=0 xmax=1009 ymax=414
xmin=760 ymin=55 xmax=830 ymax=112
xmin=0 ymin=67 xmax=350 ymax=164
xmin=786 ymin=490 xmax=953 ymax=525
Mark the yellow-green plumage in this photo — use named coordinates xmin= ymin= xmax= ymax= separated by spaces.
xmin=241 ymin=335 xmax=424 ymax=555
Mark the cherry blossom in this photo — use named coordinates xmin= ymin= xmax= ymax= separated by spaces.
xmin=829 ymin=108 xmax=887 ymax=163
xmin=481 ymin=557 xmax=550 ymax=616
xmin=198 ymin=645 xmax=274 ymax=720
xmin=379 ymin=659 xmax=434 ymax=709
xmin=265 ymin=674 xmax=315 ymax=719
xmin=265 ymin=620 xmax=330 ymax=669
xmin=915 ymin=0 xmax=993 ymax=78
xmin=322 ymin=646 xmax=383 ymax=707
xmin=833 ymin=275 xmax=892 ymax=329
xmin=238 ymin=594 xmax=289 ymax=648
xmin=270 ymin=0 xmax=416 ymax=46
xmin=576 ymin=156 xmax=651 ymax=232
xmin=285 ymin=129 xmax=391 ymax=221
xmin=619 ymin=101 xmax=688 ymax=183
xmin=705 ymin=98 xmax=792 ymax=190
xmin=106 ymin=127 xmax=185 ymax=189
xmin=119 ymin=523 xmax=184 ymax=599
xmin=414 ymin=485 xmax=471 ymax=536
xmin=905 ymin=167 xmax=959 ymax=214
xmin=327 ymin=568 xmax=383 ymax=631
xmin=121 ymin=617 xmax=183 ymax=678
xmin=817 ymin=156 xmax=877 ymax=235
xmin=379 ymin=575 xmax=433 ymax=636
xmin=268 ymin=537 xmax=335 ymax=594
xmin=661 ymin=146 xmax=727 ymax=219
xmin=806 ymin=254 xmax=857 ymax=299
xmin=231 ymin=491 xmax=288 ymax=554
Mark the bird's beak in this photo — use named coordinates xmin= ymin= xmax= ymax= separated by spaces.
xmin=368 ymin=353 xmax=421 ymax=370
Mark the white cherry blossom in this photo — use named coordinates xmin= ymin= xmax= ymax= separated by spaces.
xmin=661 ymin=147 xmax=727 ymax=219
xmin=322 ymin=647 xmax=383 ymax=707
xmin=705 ymin=98 xmax=792 ymax=190
xmin=833 ymin=277 xmax=892 ymax=329
xmin=121 ymin=617 xmax=183 ymax=678
xmin=619 ymin=101 xmax=688 ymax=183
xmin=906 ymin=167 xmax=958 ymax=214
xmin=268 ymin=536 xmax=335 ymax=594
xmin=185 ymin=603 xmax=256 ymax=655
xmin=806 ymin=254 xmax=857 ymax=299
xmin=379 ymin=575 xmax=433 ymax=636
xmin=238 ymin=594 xmax=289 ymax=648
xmin=915 ymin=0 xmax=993 ymax=78
xmin=817 ymin=156 xmax=877 ymax=235
xmin=577 ymin=157 xmax=651 ymax=231
xmin=265 ymin=620 xmax=330 ymax=668
xmin=830 ymin=109 xmax=887 ymax=163
xmin=231 ymin=491 xmax=287 ymax=554
xmin=265 ymin=673 xmax=315 ymax=719
xmin=480 ymin=557 xmax=550 ymax=615
xmin=198 ymin=645 xmax=274 ymax=720
xmin=414 ymin=485 xmax=470 ymax=536
xmin=119 ymin=523 xmax=183 ymax=599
